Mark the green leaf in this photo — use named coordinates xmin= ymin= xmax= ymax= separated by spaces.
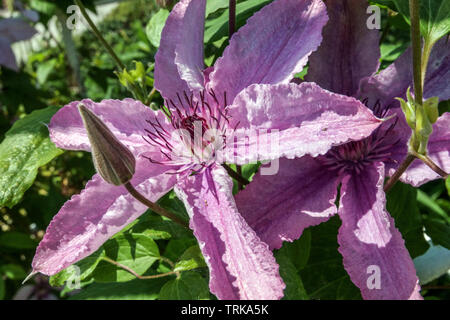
xmin=163 ymin=237 xmax=198 ymax=262
xmin=276 ymin=229 xmax=311 ymax=270
xmin=36 ymin=59 xmax=58 ymax=85
xmin=299 ymin=217 xmax=361 ymax=300
xmin=0 ymin=277 xmax=4 ymax=300
xmin=439 ymin=100 xmax=450 ymax=116
xmin=0 ymin=231 xmax=37 ymax=250
xmin=125 ymin=213 xmax=191 ymax=240
xmin=0 ymin=106 xmax=63 ymax=208
xmin=446 ymin=176 xmax=450 ymax=197
xmin=174 ymin=245 xmax=207 ymax=272
xmin=157 ymin=190 xmax=190 ymax=223
xmin=241 ymin=163 xmax=261 ymax=181
xmin=159 ymin=271 xmax=210 ymax=300
xmin=414 ymin=244 xmax=450 ymax=285
xmin=1 ymin=264 xmax=27 ymax=280
xmin=93 ymin=233 xmax=160 ymax=282
xmin=391 ymin=0 xmax=450 ymax=44
xmin=70 ymin=278 xmax=166 ymax=300
xmin=418 ymin=189 xmax=449 ymax=222
xmin=30 ymin=0 xmax=57 ymax=16
xmin=386 ymin=182 xmax=429 ymax=258
xmin=275 ymin=250 xmax=308 ymax=300
xmin=206 ymin=0 xmax=228 ymax=16
xmin=380 ymin=42 xmax=409 ymax=62
xmin=424 ymin=218 xmax=450 ymax=250
xmin=146 ymin=8 xmax=170 ymax=48
xmin=50 ymin=248 xmax=105 ymax=287
xmin=204 ymin=0 xmax=273 ymax=43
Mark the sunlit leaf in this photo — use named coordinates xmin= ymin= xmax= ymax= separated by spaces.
xmin=0 ymin=106 xmax=63 ymax=208
xmin=93 ymin=233 xmax=160 ymax=282
xmin=159 ymin=271 xmax=210 ymax=300
xmin=50 ymin=248 xmax=105 ymax=287
xmin=173 ymin=245 xmax=207 ymax=272
xmin=204 ymin=0 xmax=273 ymax=43
xmin=146 ymin=8 xmax=170 ymax=48
xmin=389 ymin=0 xmax=450 ymax=44
xmin=275 ymin=250 xmax=308 ymax=300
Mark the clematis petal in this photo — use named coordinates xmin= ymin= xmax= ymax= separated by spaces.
xmin=174 ymin=0 xmax=206 ymax=92
xmin=0 ymin=37 xmax=18 ymax=71
xmin=370 ymin=107 xmax=411 ymax=175
xmin=208 ymin=0 xmax=328 ymax=104
xmin=397 ymin=113 xmax=450 ymax=187
xmin=305 ymin=0 xmax=380 ymax=96
xmin=225 ymin=83 xmax=381 ymax=164
xmin=337 ymin=162 xmax=421 ymax=300
xmin=0 ymin=17 xmax=37 ymax=43
xmin=49 ymin=98 xmax=168 ymax=155
xmin=31 ymin=158 xmax=178 ymax=276
xmin=154 ymin=0 xmax=205 ymax=102
xmin=236 ymin=156 xmax=339 ymax=250
xmin=175 ymin=165 xmax=285 ymax=300
xmin=358 ymin=37 xmax=450 ymax=108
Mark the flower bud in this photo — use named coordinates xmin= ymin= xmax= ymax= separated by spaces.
xmin=397 ymin=96 xmax=415 ymax=130
xmin=78 ymin=104 xmax=135 ymax=186
xmin=423 ymin=96 xmax=439 ymax=124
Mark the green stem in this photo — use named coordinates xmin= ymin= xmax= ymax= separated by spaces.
xmin=409 ymin=0 xmax=423 ymax=105
xmin=414 ymin=153 xmax=448 ymax=178
xmin=229 ymin=0 xmax=236 ymax=37
xmin=236 ymin=165 xmax=243 ymax=190
xmin=102 ymin=257 xmax=179 ymax=280
xmin=124 ymin=182 xmax=189 ymax=229
xmin=420 ymin=38 xmax=434 ymax=90
xmin=147 ymin=87 xmax=157 ymax=104
xmin=384 ymin=153 xmax=416 ymax=192
xmin=222 ymin=164 xmax=249 ymax=186
xmin=74 ymin=0 xmax=125 ymax=71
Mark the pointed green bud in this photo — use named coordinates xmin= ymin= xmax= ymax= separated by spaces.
xmin=406 ymin=86 xmax=415 ymax=105
xmin=116 ymin=69 xmax=135 ymax=88
xmin=396 ymin=89 xmax=416 ymax=130
xmin=78 ymin=104 xmax=136 ymax=186
xmin=415 ymin=103 xmax=433 ymax=155
xmin=423 ymin=96 xmax=439 ymax=124
xmin=130 ymin=61 xmax=146 ymax=83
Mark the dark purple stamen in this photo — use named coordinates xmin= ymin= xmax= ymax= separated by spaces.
xmin=321 ymin=101 xmax=400 ymax=175
xmin=142 ymin=89 xmax=232 ymax=173
xmin=362 ymin=98 xmax=392 ymax=118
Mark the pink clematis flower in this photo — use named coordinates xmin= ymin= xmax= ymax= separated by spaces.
xmin=0 ymin=17 xmax=36 ymax=71
xmin=236 ymin=0 xmax=450 ymax=300
xmin=31 ymin=0 xmax=383 ymax=299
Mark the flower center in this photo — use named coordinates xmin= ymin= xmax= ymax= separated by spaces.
xmin=143 ymin=90 xmax=231 ymax=174
xmin=320 ymin=100 xmax=400 ymax=174
xmin=180 ymin=115 xmax=209 ymax=140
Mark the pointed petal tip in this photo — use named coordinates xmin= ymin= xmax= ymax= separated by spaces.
xmin=381 ymin=113 xmax=397 ymax=123
xmin=22 ymin=271 xmax=38 ymax=285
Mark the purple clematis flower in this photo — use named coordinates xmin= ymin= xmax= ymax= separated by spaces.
xmin=31 ymin=0 xmax=383 ymax=299
xmin=0 ymin=17 xmax=36 ymax=71
xmin=236 ymin=0 xmax=450 ymax=300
